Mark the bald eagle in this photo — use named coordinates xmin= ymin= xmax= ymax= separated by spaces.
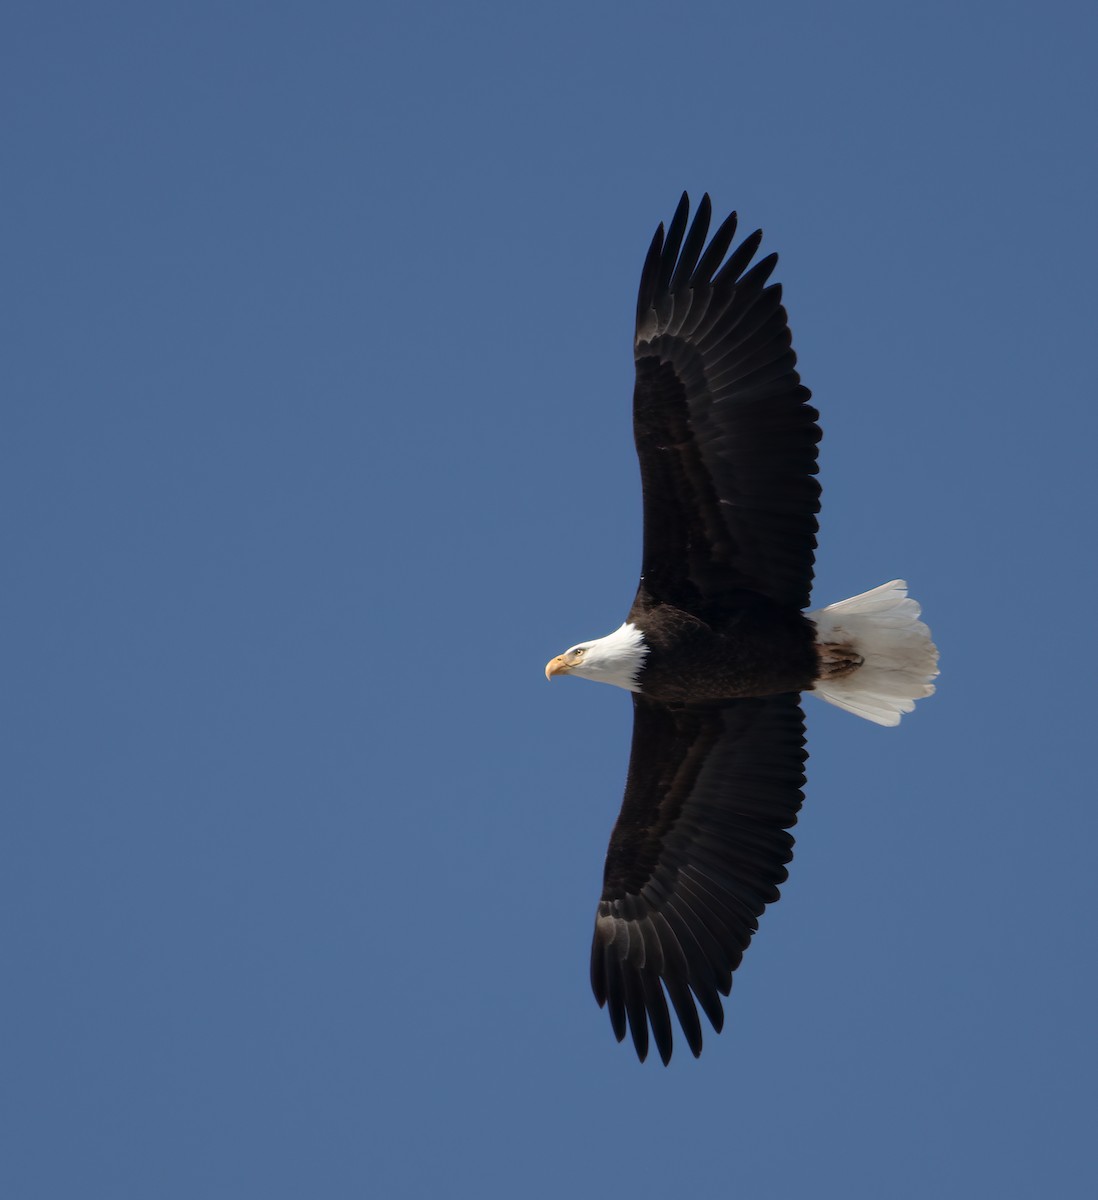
xmin=545 ymin=194 xmax=938 ymax=1064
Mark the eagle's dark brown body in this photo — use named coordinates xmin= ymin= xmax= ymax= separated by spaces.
xmin=629 ymin=587 xmax=819 ymax=703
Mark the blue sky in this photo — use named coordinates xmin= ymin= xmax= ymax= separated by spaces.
xmin=5 ymin=2 xmax=1097 ymax=1196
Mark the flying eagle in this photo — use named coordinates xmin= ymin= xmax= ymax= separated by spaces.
xmin=545 ymin=194 xmax=938 ymax=1064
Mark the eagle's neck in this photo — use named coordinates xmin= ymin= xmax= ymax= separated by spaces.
xmin=582 ymin=623 xmax=650 ymax=692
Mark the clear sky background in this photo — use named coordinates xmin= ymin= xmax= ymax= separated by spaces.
xmin=5 ymin=2 xmax=1096 ymax=1197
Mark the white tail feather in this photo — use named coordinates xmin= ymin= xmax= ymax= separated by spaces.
xmin=808 ymin=580 xmax=939 ymax=727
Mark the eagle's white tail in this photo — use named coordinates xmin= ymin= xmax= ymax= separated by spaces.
xmin=808 ymin=580 xmax=939 ymax=727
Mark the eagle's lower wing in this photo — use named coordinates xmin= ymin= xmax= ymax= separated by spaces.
xmin=591 ymin=693 xmax=807 ymax=1064
xmin=633 ymin=193 xmax=820 ymax=616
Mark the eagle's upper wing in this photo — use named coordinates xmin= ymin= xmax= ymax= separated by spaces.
xmin=633 ymin=193 xmax=821 ymax=616
xmin=590 ymin=693 xmax=807 ymax=1064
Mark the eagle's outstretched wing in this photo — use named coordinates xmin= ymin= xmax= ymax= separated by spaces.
xmin=632 ymin=193 xmax=820 ymax=617
xmin=591 ymin=693 xmax=807 ymax=1064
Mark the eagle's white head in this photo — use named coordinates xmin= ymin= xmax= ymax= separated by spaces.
xmin=544 ymin=622 xmax=649 ymax=693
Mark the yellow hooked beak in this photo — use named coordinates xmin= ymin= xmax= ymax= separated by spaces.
xmin=545 ymin=655 xmax=571 ymax=681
